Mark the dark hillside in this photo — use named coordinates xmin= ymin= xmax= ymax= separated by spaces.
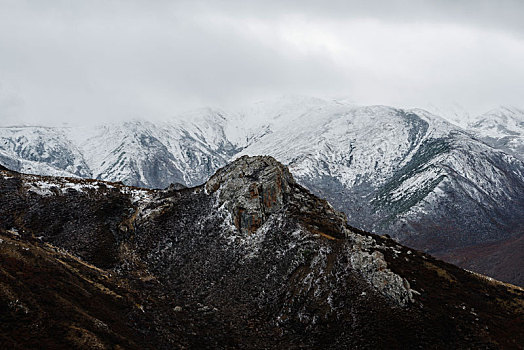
xmin=0 ymin=157 xmax=522 ymax=349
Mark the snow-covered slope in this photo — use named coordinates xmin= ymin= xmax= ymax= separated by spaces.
xmin=0 ymin=111 xmax=246 ymax=189
xmin=238 ymin=105 xmax=453 ymax=191
xmin=423 ymin=102 xmax=471 ymax=128
xmin=465 ymin=106 xmax=524 ymax=160
xmin=0 ymin=126 xmax=90 ymax=177
xmin=64 ymin=115 xmax=240 ymax=188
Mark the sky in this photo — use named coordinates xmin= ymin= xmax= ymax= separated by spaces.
xmin=0 ymin=0 xmax=523 ymax=125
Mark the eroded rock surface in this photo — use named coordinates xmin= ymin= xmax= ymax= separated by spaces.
xmin=206 ymin=156 xmax=295 ymax=234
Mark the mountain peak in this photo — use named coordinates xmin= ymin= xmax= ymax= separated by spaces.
xmin=206 ymin=156 xmax=295 ymax=234
xmin=205 ymin=155 xmax=350 ymax=241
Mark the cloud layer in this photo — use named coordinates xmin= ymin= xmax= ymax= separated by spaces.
xmin=0 ymin=0 xmax=523 ymax=124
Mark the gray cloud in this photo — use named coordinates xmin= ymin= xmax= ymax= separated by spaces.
xmin=0 ymin=0 xmax=523 ymax=125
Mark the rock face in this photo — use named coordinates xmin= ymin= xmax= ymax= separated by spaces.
xmin=0 ymin=157 xmax=523 ymax=349
xmin=206 ymin=156 xmax=295 ymax=235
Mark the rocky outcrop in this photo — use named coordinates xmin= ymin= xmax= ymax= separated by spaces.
xmin=205 ymin=156 xmax=414 ymax=306
xmin=206 ymin=155 xmax=295 ymax=234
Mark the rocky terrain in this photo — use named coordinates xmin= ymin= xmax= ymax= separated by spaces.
xmin=0 ymin=156 xmax=523 ymax=349
xmin=1 ymin=97 xmax=523 ymax=287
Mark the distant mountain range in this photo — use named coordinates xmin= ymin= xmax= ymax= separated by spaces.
xmin=1 ymin=96 xmax=523 ymax=286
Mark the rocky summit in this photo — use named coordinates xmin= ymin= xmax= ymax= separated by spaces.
xmin=0 ymin=156 xmax=523 ymax=349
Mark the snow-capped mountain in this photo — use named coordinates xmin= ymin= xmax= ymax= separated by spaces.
xmin=0 ymin=96 xmax=523 ymax=285
xmin=0 ymin=126 xmax=91 ymax=177
xmin=425 ymin=104 xmax=524 ymax=160
xmin=64 ymin=114 xmax=241 ymax=188
xmin=465 ymin=106 xmax=524 ymax=160
xmin=0 ymin=112 xmax=243 ymax=188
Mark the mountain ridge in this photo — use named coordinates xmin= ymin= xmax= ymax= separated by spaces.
xmin=1 ymin=97 xmax=523 ymax=286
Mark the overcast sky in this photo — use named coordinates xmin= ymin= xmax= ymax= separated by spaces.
xmin=0 ymin=0 xmax=523 ymax=125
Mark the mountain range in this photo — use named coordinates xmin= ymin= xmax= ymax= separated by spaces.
xmin=0 ymin=156 xmax=523 ymax=348
xmin=1 ymin=96 xmax=523 ymax=286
